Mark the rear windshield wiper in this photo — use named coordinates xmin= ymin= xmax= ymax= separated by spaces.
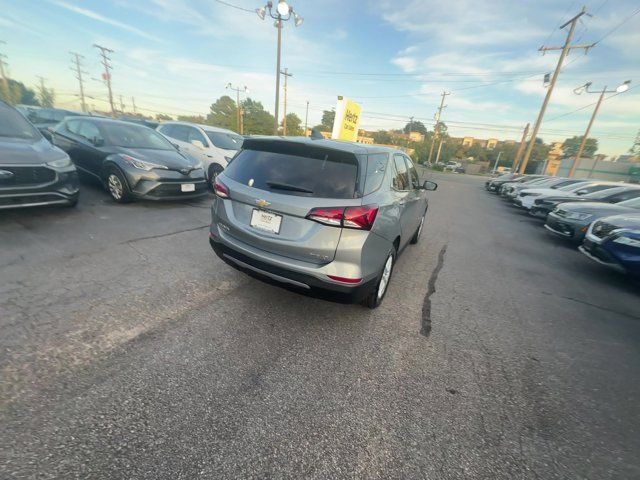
xmin=266 ymin=181 xmax=313 ymax=194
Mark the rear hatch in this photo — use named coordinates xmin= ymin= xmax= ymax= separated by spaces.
xmin=216 ymin=139 xmax=363 ymax=264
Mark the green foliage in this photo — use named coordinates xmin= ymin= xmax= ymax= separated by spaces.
xmin=282 ymin=113 xmax=303 ymax=136
xmin=372 ymin=130 xmax=394 ymax=144
xmin=0 ymin=78 xmax=40 ymax=106
xmin=242 ymin=98 xmax=275 ymax=135
xmin=319 ymin=109 xmax=335 ymax=131
xmin=403 ymin=120 xmax=427 ymax=135
xmin=37 ymin=84 xmax=55 ymax=108
xmin=562 ymin=135 xmax=598 ymax=158
xmin=177 ymin=115 xmax=208 ymax=124
xmin=207 ymin=95 xmax=237 ymax=131
xmin=155 ymin=113 xmax=173 ymax=121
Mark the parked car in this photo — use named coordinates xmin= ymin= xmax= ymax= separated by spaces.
xmin=545 ymin=195 xmax=640 ymax=243
xmin=21 ymin=107 xmax=88 ymax=140
xmin=531 ymin=185 xmax=640 ymax=218
xmin=157 ymin=122 xmax=243 ymax=186
xmin=443 ymin=161 xmax=462 ymax=172
xmin=499 ymin=175 xmax=547 ymax=196
xmin=486 ymin=172 xmax=521 ymax=192
xmin=118 ymin=116 xmax=159 ymax=129
xmin=505 ymin=177 xmax=584 ymax=200
xmin=52 ymin=117 xmax=207 ymax=203
xmin=580 ymin=213 xmax=640 ymax=278
xmin=514 ymin=181 xmax=620 ymax=210
xmin=209 ymin=137 xmax=437 ymax=308
xmin=0 ymin=101 xmax=79 ymax=209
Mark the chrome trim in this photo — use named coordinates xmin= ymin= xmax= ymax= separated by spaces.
xmin=544 ymin=223 xmax=572 ymax=237
xmin=223 ymin=253 xmax=311 ymax=289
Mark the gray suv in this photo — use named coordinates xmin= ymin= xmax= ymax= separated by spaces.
xmin=209 ymin=137 xmax=437 ymax=308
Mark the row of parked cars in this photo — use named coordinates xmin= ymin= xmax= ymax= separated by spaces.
xmin=486 ymin=173 xmax=640 ymax=278
xmin=0 ymin=101 xmax=243 ymax=209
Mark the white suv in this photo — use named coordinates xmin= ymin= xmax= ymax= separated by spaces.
xmin=157 ymin=122 xmax=243 ymax=185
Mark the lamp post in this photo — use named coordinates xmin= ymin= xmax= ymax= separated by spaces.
xmin=568 ymin=80 xmax=631 ymax=177
xmin=226 ymin=83 xmax=248 ymax=134
xmin=256 ymin=1 xmax=303 ymax=135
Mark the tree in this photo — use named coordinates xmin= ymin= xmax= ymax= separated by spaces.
xmin=0 ymin=79 xmax=39 ymax=106
xmin=403 ymin=120 xmax=427 ymax=135
xmin=317 ymin=109 xmax=335 ymax=131
xmin=372 ymin=130 xmax=394 ymax=144
xmin=562 ymin=135 xmax=598 ymax=159
xmin=155 ymin=113 xmax=173 ymax=121
xmin=177 ymin=115 xmax=207 ymax=124
xmin=467 ymin=144 xmax=487 ymax=162
xmin=242 ymin=98 xmax=275 ymax=135
xmin=282 ymin=113 xmax=303 ymax=136
xmin=36 ymin=82 xmax=55 ymax=108
xmin=207 ymin=95 xmax=237 ymax=131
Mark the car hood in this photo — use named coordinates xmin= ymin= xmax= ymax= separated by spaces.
xmin=559 ymin=201 xmax=639 ymax=216
xmin=597 ymin=213 xmax=640 ymax=229
xmin=0 ymin=136 xmax=68 ymax=165
xmin=106 ymin=146 xmax=198 ymax=169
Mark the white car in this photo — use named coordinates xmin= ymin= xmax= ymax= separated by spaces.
xmin=515 ymin=181 xmax=621 ymax=210
xmin=157 ymin=122 xmax=243 ymax=185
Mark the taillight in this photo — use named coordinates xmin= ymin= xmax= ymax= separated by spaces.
xmin=213 ymin=177 xmax=230 ymax=198
xmin=306 ymin=204 xmax=378 ymax=230
xmin=327 ymin=275 xmax=362 ymax=284
xmin=343 ymin=205 xmax=378 ymax=230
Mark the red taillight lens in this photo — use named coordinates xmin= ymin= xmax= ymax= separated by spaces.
xmin=327 ymin=275 xmax=362 ymax=284
xmin=306 ymin=207 xmax=345 ymax=226
xmin=306 ymin=204 xmax=378 ymax=230
xmin=213 ymin=177 xmax=230 ymax=198
xmin=343 ymin=205 xmax=378 ymax=230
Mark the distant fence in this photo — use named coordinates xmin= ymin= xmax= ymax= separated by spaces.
xmin=555 ymin=158 xmax=639 ymax=183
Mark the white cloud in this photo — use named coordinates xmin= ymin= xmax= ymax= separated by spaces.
xmin=391 ymin=56 xmax=417 ymax=72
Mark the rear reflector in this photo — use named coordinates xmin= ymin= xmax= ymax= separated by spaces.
xmin=306 ymin=204 xmax=378 ymax=230
xmin=213 ymin=177 xmax=230 ymax=198
xmin=327 ymin=275 xmax=362 ymax=284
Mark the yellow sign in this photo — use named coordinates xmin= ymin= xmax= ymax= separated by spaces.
xmin=331 ymin=97 xmax=362 ymax=142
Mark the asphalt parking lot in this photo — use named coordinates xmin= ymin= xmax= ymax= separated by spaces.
xmin=2 ymin=173 xmax=639 ymax=479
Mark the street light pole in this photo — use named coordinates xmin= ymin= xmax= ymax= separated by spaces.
xmin=304 ymin=100 xmax=309 ymax=136
xmin=256 ymin=1 xmax=303 ymax=136
xmin=226 ymin=83 xmax=249 ymax=134
xmin=568 ymin=80 xmax=631 ymax=177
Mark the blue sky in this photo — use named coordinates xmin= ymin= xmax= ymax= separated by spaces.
xmin=1 ymin=0 xmax=638 ymax=155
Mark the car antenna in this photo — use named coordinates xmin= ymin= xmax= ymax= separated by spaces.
xmin=310 ymin=127 xmax=324 ymax=140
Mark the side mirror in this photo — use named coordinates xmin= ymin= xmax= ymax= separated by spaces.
xmin=576 ymin=189 xmax=588 ymax=195
xmin=190 ymin=139 xmax=205 ymax=149
xmin=423 ymin=180 xmax=438 ymax=191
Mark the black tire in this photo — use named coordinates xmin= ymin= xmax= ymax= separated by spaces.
xmin=410 ymin=210 xmax=427 ymax=244
xmin=208 ymin=163 xmax=224 ymax=189
xmin=104 ymin=167 xmax=132 ymax=203
xmin=65 ymin=195 xmax=79 ymax=208
xmin=362 ymin=247 xmax=396 ymax=309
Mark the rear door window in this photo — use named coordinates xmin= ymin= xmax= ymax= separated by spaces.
xmin=170 ymin=125 xmax=190 ymax=142
xmin=392 ymin=154 xmax=409 ymax=190
xmin=363 ymin=153 xmax=389 ymax=195
xmin=404 ymin=156 xmax=420 ymax=189
xmin=224 ymin=142 xmax=359 ymax=199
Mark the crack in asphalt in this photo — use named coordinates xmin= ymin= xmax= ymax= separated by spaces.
xmin=541 ymin=291 xmax=640 ymax=321
xmin=420 ymin=244 xmax=447 ymax=337
xmin=123 ymin=224 xmax=209 ymax=244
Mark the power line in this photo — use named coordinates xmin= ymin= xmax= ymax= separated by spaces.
xmin=211 ymin=0 xmax=254 ymax=13
xmin=94 ymin=44 xmax=115 ymax=114
xmin=593 ymin=6 xmax=640 ymax=44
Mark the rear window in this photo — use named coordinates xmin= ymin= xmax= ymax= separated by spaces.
xmin=363 ymin=153 xmax=388 ymax=195
xmin=224 ymin=142 xmax=359 ymax=199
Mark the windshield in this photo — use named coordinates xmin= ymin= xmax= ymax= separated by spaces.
xmin=583 ymin=186 xmax=630 ymax=199
xmin=618 ymin=197 xmax=640 ymax=209
xmin=101 ymin=122 xmax=174 ymax=150
xmin=0 ymin=104 xmax=41 ymax=140
xmin=205 ymin=131 xmax=243 ymax=150
xmin=558 ymin=182 xmax=590 ymax=192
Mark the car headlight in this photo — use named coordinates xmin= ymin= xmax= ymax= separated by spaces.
xmin=613 ymin=236 xmax=640 ymax=247
xmin=121 ymin=154 xmax=168 ymax=171
xmin=563 ymin=211 xmax=592 ymax=220
xmin=46 ymin=156 xmax=72 ymax=168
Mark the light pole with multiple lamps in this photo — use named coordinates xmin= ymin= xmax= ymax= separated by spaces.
xmin=568 ymin=80 xmax=631 ymax=177
xmin=226 ymin=83 xmax=248 ymax=134
xmin=256 ymin=0 xmax=303 ymax=135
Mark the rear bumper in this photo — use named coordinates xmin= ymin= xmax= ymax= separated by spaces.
xmin=210 ymin=238 xmax=377 ymax=303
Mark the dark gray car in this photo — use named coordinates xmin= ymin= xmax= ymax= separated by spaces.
xmin=0 ymin=101 xmax=79 ymax=209
xmin=545 ymin=196 xmax=640 ymax=242
xmin=209 ymin=137 xmax=437 ymax=308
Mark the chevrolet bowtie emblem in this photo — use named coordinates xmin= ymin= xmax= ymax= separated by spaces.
xmin=256 ymin=199 xmax=270 ymax=207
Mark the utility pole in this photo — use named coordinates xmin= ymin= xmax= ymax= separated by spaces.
xmin=519 ymin=7 xmax=594 ymax=173
xmin=0 ymin=41 xmax=9 ymax=104
xmin=226 ymin=83 xmax=248 ymax=134
xmin=304 ymin=100 xmax=309 ymax=136
xmin=492 ymin=151 xmax=503 ymax=174
xmin=427 ymin=91 xmax=450 ymax=164
xmin=407 ymin=116 xmax=414 ymax=150
xmin=131 ymin=97 xmax=137 ymax=114
xmin=512 ymin=123 xmax=530 ymax=173
xmin=280 ymin=68 xmax=292 ymax=135
xmin=70 ymin=52 xmax=87 ymax=112
xmin=94 ymin=44 xmax=115 ymax=115
xmin=36 ymin=76 xmax=50 ymax=107
xmin=119 ymin=95 xmax=125 ymax=113
xmin=435 ymin=138 xmax=444 ymax=164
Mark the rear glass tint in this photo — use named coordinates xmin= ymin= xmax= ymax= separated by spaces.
xmin=224 ymin=142 xmax=359 ymax=199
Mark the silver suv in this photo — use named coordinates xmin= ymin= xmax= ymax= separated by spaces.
xmin=209 ymin=137 xmax=437 ymax=308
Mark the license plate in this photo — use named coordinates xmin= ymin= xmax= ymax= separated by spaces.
xmin=181 ymin=183 xmax=195 ymax=192
xmin=250 ymin=209 xmax=282 ymax=234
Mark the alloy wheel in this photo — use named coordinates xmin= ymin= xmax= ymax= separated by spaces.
xmin=107 ymin=174 xmax=123 ymax=200
xmin=377 ymin=254 xmax=393 ymax=300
